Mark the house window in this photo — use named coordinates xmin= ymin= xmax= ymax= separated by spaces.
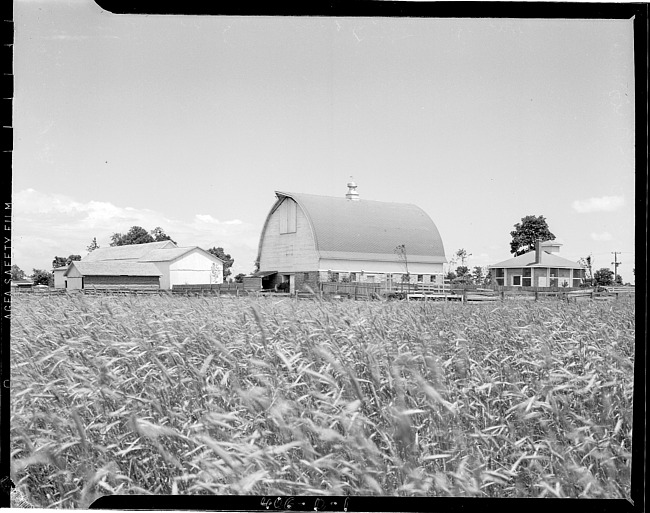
xmin=417 ymin=275 xmax=423 ymax=282
xmin=303 ymin=273 xmax=309 ymax=281
xmin=522 ymin=268 xmax=531 ymax=287
xmin=513 ymin=275 xmax=522 ymax=286
xmin=331 ymin=272 xmax=339 ymax=282
xmin=495 ymin=268 xmax=504 ymax=286
xmin=349 ymin=272 xmax=356 ymax=282
xmin=430 ymin=275 xmax=435 ymax=283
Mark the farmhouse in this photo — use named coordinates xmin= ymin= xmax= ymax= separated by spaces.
xmin=60 ymin=241 xmax=224 ymax=290
xmin=254 ymin=182 xmax=447 ymax=293
xmin=489 ymin=240 xmax=585 ymax=288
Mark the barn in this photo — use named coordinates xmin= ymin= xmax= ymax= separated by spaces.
xmin=255 ymin=182 xmax=447 ymax=293
xmin=489 ymin=240 xmax=585 ymax=288
xmin=60 ymin=241 xmax=224 ymax=290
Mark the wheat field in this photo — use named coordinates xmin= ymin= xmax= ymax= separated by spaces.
xmin=9 ymin=293 xmax=634 ymax=507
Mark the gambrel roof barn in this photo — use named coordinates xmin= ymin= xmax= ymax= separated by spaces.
xmin=255 ymin=182 xmax=447 ymax=293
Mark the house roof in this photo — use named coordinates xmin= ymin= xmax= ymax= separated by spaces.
xmin=490 ymin=250 xmax=583 ymax=269
xmin=65 ymin=261 xmax=162 ymax=277
xmin=52 ymin=266 xmax=69 ymax=272
xmin=269 ymin=191 xmax=446 ymax=263
xmin=83 ymin=241 xmax=177 ymax=262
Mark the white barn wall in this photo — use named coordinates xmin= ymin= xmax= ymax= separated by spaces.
xmin=52 ymin=269 xmax=67 ymax=289
xmin=168 ymin=250 xmax=223 ymax=288
xmin=259 ymin=198 xmax=319 ymax=272
xmin=318 ymin=259 xmax=444 ymax=275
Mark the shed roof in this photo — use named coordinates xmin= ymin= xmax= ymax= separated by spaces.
xmin=83 ymin=241 xmax=177 ymax=262
xmin=271 ymin=191 xmax=446 ymax=263
xmin=490 ymin=250 xmax=583 ymax=269
xmin=139 ymin=246 xmax=224 ymax=263
xmin=65 ymin=261 xmax=162 ymax=277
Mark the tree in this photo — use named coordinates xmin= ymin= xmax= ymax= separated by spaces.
xmin=593 ymin=268 xmax=614 ymax=286
xmin=52 ymin=255 xmax=81 ymax=268
xmin=87 ymin=237 xmax=100 ymax=252
xmin=455 ymin=249 xmax=472 ymax=267
xmin=11 ymin=265 xmax=25 ymax=281
xmin=472 ymin=266 xmax=484 ymax=286
xmin=453 ymin=265 xmax=473 ymax=284
xmin=510 ymin=215 xmax=556 ymax=256
xmin=234 ymin=273 xmax=246 ymax=283
xmin=31 ymin=269 xmax=52 ymax=286
xmin=110 ymin=226 xmax=155 ymax=246
xmin=578 ymin=255 xmax=593 ymax=284
xmin=394 ymin=244 xmax=410 ymax=276
xmin=615 ymin=274 xmax=623 ymax=285
xmin=150 ymin=227 xmax=176 ymax=244
xmin=207 ymin=247 xmax=234 ymax=281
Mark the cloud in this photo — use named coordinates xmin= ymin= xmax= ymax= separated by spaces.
xmin=572 ymin=196 xmax=625 ymax=213
xmin=591 ymin=232 xmax=613 ymax=242
xmin=11 ymin=189 xmax=261 ymax=275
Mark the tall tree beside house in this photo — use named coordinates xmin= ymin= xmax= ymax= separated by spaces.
xmin=510 ymin=215 xmax=556 ymax=256
xmin=87 ymin=237 xmax=100 ymax=252
xmin=234 ymin=273 xmax=246 ymax=283
xmin=52 ymin=255 xmax=81 ymax=268
xmin=593 ymin=268 xmax=614 ymax=286
xmin=207 ymin=247 xmax=234 ymax=281
xmin=11 ymin=265 xmax=25 ymax=281
xmin=31 ymin=269 xmax=53 ymax=286
xmin=578 ymin=255 xmax=593 ymax=284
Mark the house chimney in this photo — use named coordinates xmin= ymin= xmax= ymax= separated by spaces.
xmin=346 ymin=178 xmax=360 ymax=201
xmin=534 ymin=239 xmax=542 ymax=264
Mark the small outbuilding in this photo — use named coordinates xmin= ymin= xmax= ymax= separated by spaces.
xmin=489 ymin=240 xmax=585 ymax=288
xmin=52 ymin=266 xmax=68 ymax=289
xmin=60 ymin=241 xmax=225 ymax=290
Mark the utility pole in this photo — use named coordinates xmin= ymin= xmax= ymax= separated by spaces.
xmin=611 ymin=251 xmax=622 ymax=282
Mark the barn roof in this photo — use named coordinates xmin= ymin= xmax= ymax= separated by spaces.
xmin=83 ymin=241 xmax=177 ymax=262
xmin=271 ymin=191 xmax=446 ymax=263
xmin=490 ymin=251 xmax=583 ymax=269
xmin=65 ymin=261 xmax=163 ymax=277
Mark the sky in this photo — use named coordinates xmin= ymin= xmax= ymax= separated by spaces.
xmin=11 ymin=1 xmax=637 ymax=283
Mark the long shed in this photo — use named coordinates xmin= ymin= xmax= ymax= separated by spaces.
xmin=60 ymin=241 xmax=225 ymax=290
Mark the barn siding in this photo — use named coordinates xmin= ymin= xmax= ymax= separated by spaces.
xmin=168 ymin=250 xmax=223 ymax=288
xmin=259 ymin=198 xmax=319 ymax=273
xmin=85 ymin=275 xmax=160 ymax=287
xmin=318 ymin=259 xmax=443 ymax=276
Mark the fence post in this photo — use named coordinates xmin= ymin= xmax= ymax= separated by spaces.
xmin=535 ymin=291 xmax=539 ymax=301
